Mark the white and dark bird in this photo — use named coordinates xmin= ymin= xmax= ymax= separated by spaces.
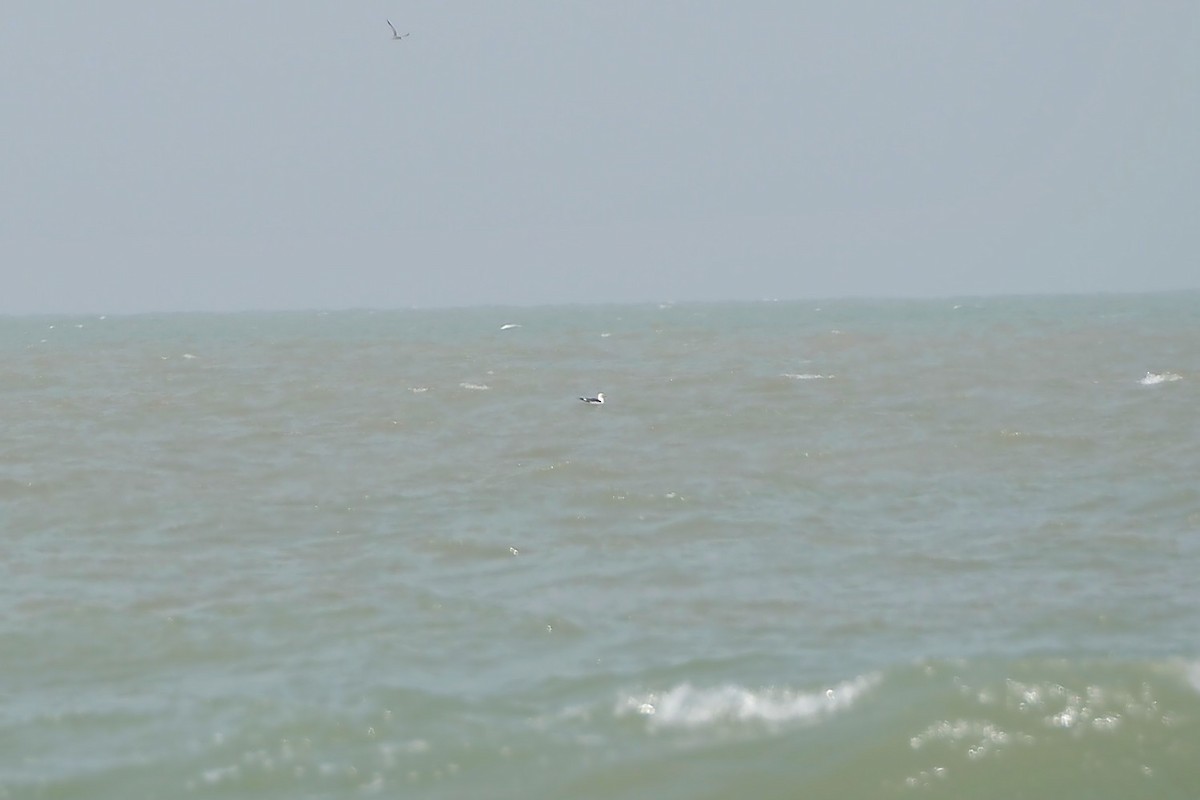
xmin=387 ymin=20 xmax=409 ymax=40
xmin=579 ymin=393 xmax=606 ymax=405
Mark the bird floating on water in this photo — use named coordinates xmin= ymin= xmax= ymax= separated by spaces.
xmin=579 ymin=393 xmax=606 ymax=405
xmin=387 ymin=20 xmax=410 ymax=40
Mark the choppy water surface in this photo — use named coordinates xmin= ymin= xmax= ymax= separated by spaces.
xmin=2 ymin=294 xmax=1198 ymax=798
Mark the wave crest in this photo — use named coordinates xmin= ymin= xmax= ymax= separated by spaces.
xmin=1139 ymin=371 xmax=1182 ymax=385
xmin=615 ymin=674 xmax=879 ymax=729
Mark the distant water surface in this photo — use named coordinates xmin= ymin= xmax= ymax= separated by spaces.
xmin=2 ymin=293 xmax=1198 ymax=798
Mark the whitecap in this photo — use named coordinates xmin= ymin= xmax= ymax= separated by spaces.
xmin=782 ymin=373 xmax=833 ymax=380
xmin=616 ymin=674 xmax=878 ymax=729
xmin=1139 ymin=372 xmax=1182 ymax=385
xmin=500 ymin=323 xmax=521 ymax=330
xmin=409 ymin=386 xmax=429 ymax=393
xmin=460 ymin=382 xmax=490 ymax=391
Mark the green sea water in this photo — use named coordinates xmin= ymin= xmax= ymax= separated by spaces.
xmin=2 ymin=293 xmax=1198 ymax=798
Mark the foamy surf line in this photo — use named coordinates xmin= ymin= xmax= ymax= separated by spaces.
xmin=616 ymin=674 xmax=879 ymax=729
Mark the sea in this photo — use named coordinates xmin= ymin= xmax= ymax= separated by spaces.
xmin=2 ymin=292 xmax=1198 ymax=799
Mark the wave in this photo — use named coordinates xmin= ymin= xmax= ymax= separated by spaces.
xmin=560 ymin=657 xmax=1200 ymax=798
xmin=15 ymin=657 xmax=1200 ymax=799
xmin=1139 ymin=371 xmax=1182 ymax=385
xmin=614 ymin=674 xmax=879 ymax=729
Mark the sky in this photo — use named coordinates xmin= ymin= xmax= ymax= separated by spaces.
xmin=3 ymin=2 xmax=1197 ymax=314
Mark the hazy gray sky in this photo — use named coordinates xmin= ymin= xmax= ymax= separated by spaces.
xmin=4 ymin=2 xmax=1197 ymax=314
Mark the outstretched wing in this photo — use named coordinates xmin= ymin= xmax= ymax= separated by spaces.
xmin=387 ymin=19 xmax=399 ymax=37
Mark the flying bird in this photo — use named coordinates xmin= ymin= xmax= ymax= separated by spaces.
xmin=387 ymin=20 xmax=410 ymax=40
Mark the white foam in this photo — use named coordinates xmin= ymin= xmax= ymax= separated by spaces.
xmin=616 ymin=675 xmax=878 ymax=729
xmin=500 ymin=323 xmax=521 ymax=330
xmin=782 ymin=373 xmax=833 ymax=380
xmin=459 ymin=383 xmax=490 ymax=391
xmin=1139 ymin=372 xmax=1182 ymax=385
